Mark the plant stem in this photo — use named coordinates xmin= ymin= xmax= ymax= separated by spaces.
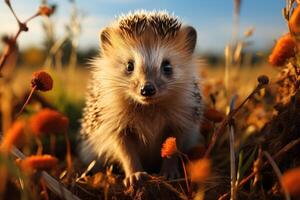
xmin=16 ymin=86 xmax=37 ymax=118
xmin=35 ymin=137 xmax=43 ymax=155
xmin=64 ymin=131 xmax=72 ymax=178
xmin=50 ymin=134 xmax=56 ymax=155
xmin=263 ymin=151 xmax=290 ymax=200
xmin=179 ymin=153 xmax=190 ymax=196
xmin=5 ymin=0 xmax=21 ymax=24
xmin=229 ymin=119 xmax=237 ymax=200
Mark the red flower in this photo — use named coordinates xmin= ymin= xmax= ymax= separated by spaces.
xmin=289 ymin=5 xmax=300 ymax=35
xmin=161 ymin=137 xmax=177 ymax=158
xmin=281 ymin=167 xmax=300 ymax=196
xmin=30 ymin=109 xmax=69 ymax=136
xmin=19 ymin=155 xmax=58 ymax=172
xmin=31 ymin=71 xmax=53 ymax=91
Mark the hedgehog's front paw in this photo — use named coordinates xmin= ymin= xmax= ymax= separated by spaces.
xmin=160 ymin=157 xmax=180 ymax=179
xmin=123 ymin=171 xmax=149 ymax=187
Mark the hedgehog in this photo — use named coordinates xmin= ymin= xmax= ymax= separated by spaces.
xmin=79 ymin=10 xmax=203 ymax=187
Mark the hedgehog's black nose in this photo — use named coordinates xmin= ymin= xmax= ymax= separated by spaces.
xmin=141 ymin=82 xmax=156 ymax=97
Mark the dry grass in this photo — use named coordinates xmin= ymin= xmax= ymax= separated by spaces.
xmin=11 ymin=67 xmax=89 ymax=102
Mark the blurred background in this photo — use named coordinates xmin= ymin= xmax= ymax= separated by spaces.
xmin=0 ymin=0 xmax=286 ymax=54
xmin=0 ymin=0 xmax=287 ymax=65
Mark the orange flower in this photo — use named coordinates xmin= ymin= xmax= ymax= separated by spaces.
xmin=30 ymin=109 xmax=69 ymax=136
xmin=281 ymin=167 xmax=300 ymax=196
xmin=19 ymin=155 xmax=58 ymax=172
xmin=187 ymin=158 xmax=211 ymax=183
xmin=289 ymin=5 xmax=300 ymax=35
xmin=31 ymin=71 xmax=53 ymax=91
xmin=269 ymin=34 xmax=297 ymax=66
xmin=38 ymin=5 xmax=55 ymax=17
xmin=0 ymin=120 xmax=25 ymax=152
xmin=161 ymin=137 xmax=177 ymax=158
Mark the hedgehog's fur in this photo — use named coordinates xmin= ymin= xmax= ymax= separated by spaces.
xmin=79 ymin=10 xmax=203 ymax=185
xmin=117 ymin=10 xmax=181 ymax=38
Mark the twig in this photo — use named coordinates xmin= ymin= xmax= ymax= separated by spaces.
xmin=273 ymin=137 xmax=300 ymax=160
xmin=0 ymin=2 xmax=41 ymax=72
xmin=165 ymin=178 xmax=186 ymax=183
xmin=76 ymin=160 xmax=96 ymax=182
xmin=5 ymin=0 xmax=22 ymax=24
xmin=150 ymin=177 xmax=188 ymax=200
xmin=263 ymin=151 xmax=290 ymax=200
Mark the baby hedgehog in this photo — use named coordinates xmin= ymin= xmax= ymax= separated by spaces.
xmin=80 ymin=10 xmax=203 ymax=187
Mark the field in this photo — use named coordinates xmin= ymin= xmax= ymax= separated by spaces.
xmin=1 ymin=0 xmax=300 ymax=200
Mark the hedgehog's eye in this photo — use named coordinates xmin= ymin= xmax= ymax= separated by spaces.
xmin=126 ymin=61 xmax=134 ymax=73
xmin=161 ymin=59 xmax=172 ymax=75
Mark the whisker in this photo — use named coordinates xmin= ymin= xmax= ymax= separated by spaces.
xmin=98 ymin=77 xmax=129 ymax=84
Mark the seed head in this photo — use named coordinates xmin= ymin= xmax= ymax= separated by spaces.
xmin=204 ymin=108 xmax=224 ymax=123
xmin=257 ymin=75 xmax=269 ymax=85
xmin=31 ymin=71 xmax=53 ymax=91
xmin=0 ymin=120 xmax=25 ymax=152
xmin=161 ymin=137 xmax=177 ymax=158
xmin=269 ymin=34 xmax=297 ymax=66
xmin=30 ymin=109 xmax=69 ymax=136
xmin=187 ymin=158 xmax=211 ymax=183
xmin=38 ymin=5 xmax=55 ymax=17
xmin=289 ymin=6 xmax=300 ymax=35
xmin=19 ymin=155 xmax=58 ymax=173
xmin=281 ymin=167 xmax=300 ymax=196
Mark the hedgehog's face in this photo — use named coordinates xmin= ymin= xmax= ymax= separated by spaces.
xmin=118 ymin=47 xmax=180 ymax=105
xmin=99 ymin=20 xmax=197 ymax=105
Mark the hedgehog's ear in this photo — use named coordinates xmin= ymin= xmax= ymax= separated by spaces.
xmin=182 ymin=26 xmax=197 ymax=54
xmin=99 ymin=28 xmax=112 ymax=53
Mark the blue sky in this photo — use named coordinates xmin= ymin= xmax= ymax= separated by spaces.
xmin=0 ymin=0 xmax=287 ymax=53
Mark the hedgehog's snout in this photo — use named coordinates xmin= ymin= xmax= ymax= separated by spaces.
xmin=140 ymin=82 xmax=156 ymax=97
